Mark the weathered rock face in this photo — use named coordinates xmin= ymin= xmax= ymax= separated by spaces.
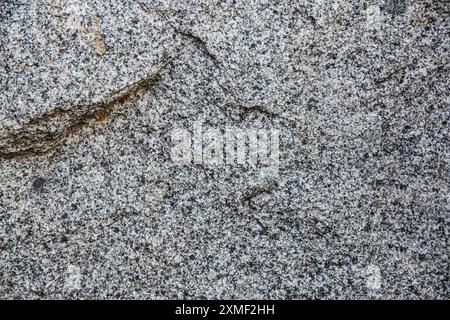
xmin=0 ymin=0 xmax=448 ymax=299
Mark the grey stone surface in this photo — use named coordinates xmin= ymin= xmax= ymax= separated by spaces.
xmin=0 ymin=0 xmax=448 ymax=299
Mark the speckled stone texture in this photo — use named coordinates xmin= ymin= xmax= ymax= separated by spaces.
xmin=0 ymin=0 xmax=448 ymax=299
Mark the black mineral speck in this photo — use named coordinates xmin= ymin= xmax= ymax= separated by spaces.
xmin=31 ymin=177 xmax=46 ymax=192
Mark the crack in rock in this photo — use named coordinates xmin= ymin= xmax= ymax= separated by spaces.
xmin=176 ymin=29 xmax=217 ymax=61
xmin=0 ymin=59 xmax=172 ymax=160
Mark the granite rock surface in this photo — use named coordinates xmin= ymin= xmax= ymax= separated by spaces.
xmin=0 ymin=0 xmax=449 ymax=299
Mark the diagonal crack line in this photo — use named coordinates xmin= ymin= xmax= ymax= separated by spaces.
xmin=220 ymin=102 xmax=281 ymax=122
xmin=362 ymin=63 xmax=413 ymax=91
xmin=0 ymin=58 xmax=173 ymax=160
xmin=373 ymin=63 xmax=412 ymax=84
xmin=244 ymin=105 xmax=278 ymax=117
xmin=176 ymin=29 xmax=217 ymax=61
xmin=240 ymin=187 xmax=273 ymax=207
